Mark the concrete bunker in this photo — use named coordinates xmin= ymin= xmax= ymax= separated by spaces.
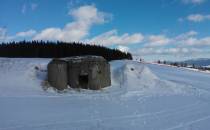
xmin=47 ymin=56 xmax=111 ymax=90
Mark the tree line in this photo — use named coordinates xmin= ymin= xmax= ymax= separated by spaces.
xmin=0 ymin=41 xmax=132 ymax=61
xmin=157 ymin=60 xmax=210 ymax=71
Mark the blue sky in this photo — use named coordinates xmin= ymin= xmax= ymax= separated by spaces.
xmin=0 ymin=0 xmax=210 ymax=61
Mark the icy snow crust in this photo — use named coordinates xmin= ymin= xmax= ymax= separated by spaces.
xmin=1 ymin=58 xmax=210 ymax=130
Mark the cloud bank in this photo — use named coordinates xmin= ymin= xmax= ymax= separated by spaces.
xmin=187 ymin=14 xmax=210 ymax=22
xmin=85 ymin=29 xmax=143 ymax=45
xmin=33 ymin=5 xmax=143 ymax=46
xmin=1 ymin=4 xmax=210 ymax=61
xmin=34 ymin=5 xmax=108 ymax=41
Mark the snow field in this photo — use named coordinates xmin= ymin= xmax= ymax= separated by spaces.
xmin=0 ymin=58 xmax=210 ymax=130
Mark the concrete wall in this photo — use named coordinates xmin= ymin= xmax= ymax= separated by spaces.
xmin=47 ymin=56 xmax=111 ymax=90
xmin=47 ymin=59 xmax=68 ymax=90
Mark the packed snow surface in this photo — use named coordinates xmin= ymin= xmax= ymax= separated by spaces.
xmin=1 ymin=58 xmax=210 ymax=130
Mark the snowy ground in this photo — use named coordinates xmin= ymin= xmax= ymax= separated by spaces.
xmin=1 ymin=58 xmax=210 ymax=130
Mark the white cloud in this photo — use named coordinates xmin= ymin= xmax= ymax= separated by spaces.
xmin=146 ymin=35 xmax=171 ymax=46
xmin=117 ymin=45 xmax=130 ymax=52
xmin=180 ymin=37 xmax=210 ymax=46
xmin=137 ymin=47 xmax=202 ymax=56
xmin=0 ymin=28 xmax=37 ymax=42
xmin=178 ymin=18 xmax=184 ymax=22
xmin=141 ymin=30 xmax=210 ymax=47
xmin=187 ymin=14 xmax=210 ymax=22
xmin=141 ymin=33 xmax=193 ymax=48
xmin=21 ymin=4 xmax=27 ymax=14
xmin=16 ymin=29 xmax=37 ymax=37
xmin=3 ymin=5 xmax=143 ymax=46
xmin=134 ymin=30 xmax=210 ymax=60
xmin=0 ymin=28 xmax=7 ymax=41
xmin=67 ymin=0 xmax=81 ymax=8
xmin=69 ymin=5 xmax=109 ymax=24
xmin=34 ymin=5 xmax=142 ymax=45
xmin=34 ymin=5 xmax=110 ymax=41
xmin=21 ymin=3 xmax=38 ymax=14
xmin=86 ymin=29 xmax=144 ymax=46
xmin=181 ymin=0 xmax=206 ymax=4
xmin=175 ymin=30 xmax=198 ymax=40
xmin=170 ymin=31 xmax=210 ymax=46
xmin=31 ymin=3 xmax=38 ymax=11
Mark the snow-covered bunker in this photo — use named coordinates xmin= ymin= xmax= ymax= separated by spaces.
xmin=47 ymin=56 xmax=111 ymax=90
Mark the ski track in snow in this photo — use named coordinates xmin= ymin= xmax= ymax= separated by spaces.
xmin=0 ymin=102 xmax=200 ymax=129
xmin=0 ymin=58 xmax=210 ymax=130
xmin=1 ymin=101 xmax=209 ymax=130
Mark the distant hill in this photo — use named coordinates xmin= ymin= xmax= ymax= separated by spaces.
xmin=183 ymin=58 xmax=210 ymax=67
